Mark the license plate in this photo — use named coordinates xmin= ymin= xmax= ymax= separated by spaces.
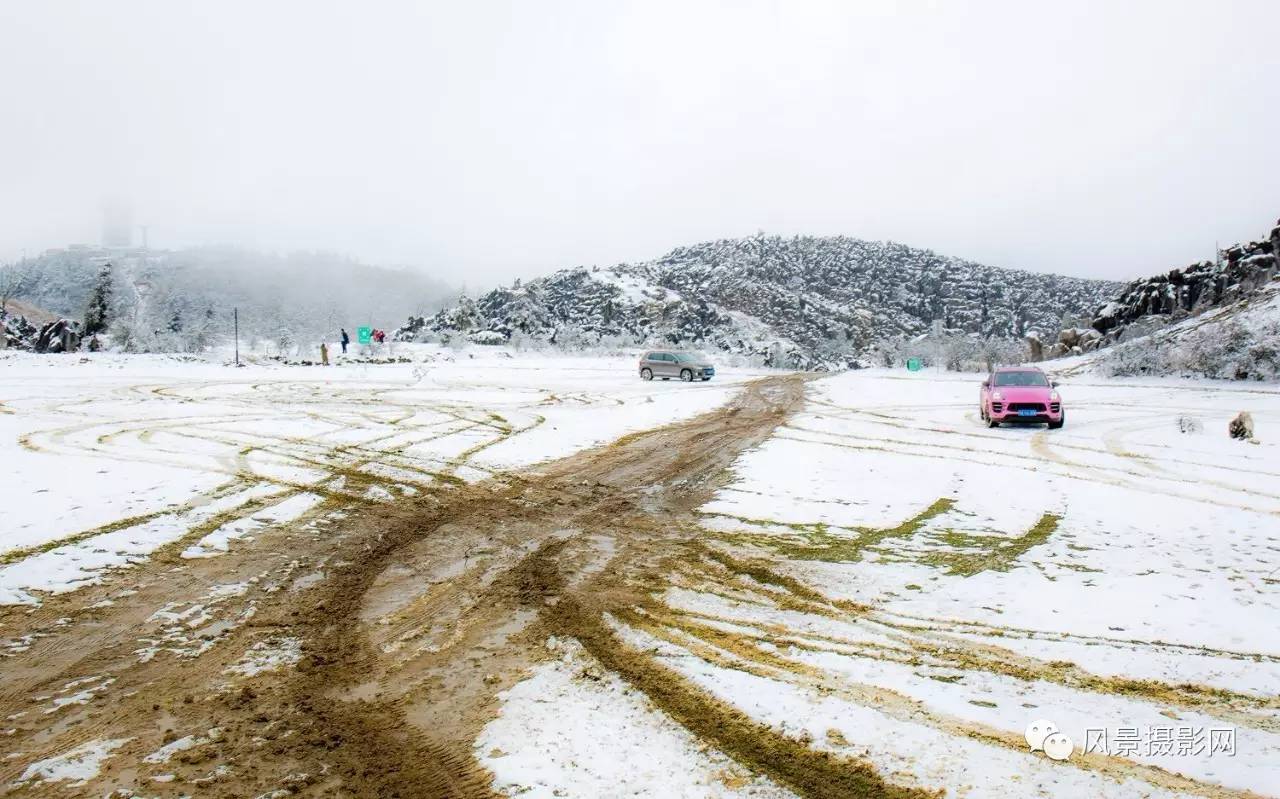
xmin=1018 ymin=409 xmax=1037 ymax=417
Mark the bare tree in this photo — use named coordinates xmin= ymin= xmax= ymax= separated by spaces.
xmin=0 ymin=261 xmax=34 ymax=317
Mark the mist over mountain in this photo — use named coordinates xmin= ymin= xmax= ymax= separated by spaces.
xmin=397 ymin=233 xmax=1122 ymax=368
xmin=2 ymin=246 xmax=456 ymax=352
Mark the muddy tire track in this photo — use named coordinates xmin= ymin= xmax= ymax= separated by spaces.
xmin=6 ymin=375 xmax=878 ymax=799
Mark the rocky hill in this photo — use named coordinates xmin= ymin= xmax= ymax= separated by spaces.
xmin=1037 ymin=219 xmax=1280 ymax=360
xmin=398 ymin=234 xmax=1121 ymax=368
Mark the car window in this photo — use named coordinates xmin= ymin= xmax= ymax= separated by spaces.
xmin=994 ymin=371 xmax=1049 ymax=387
xmin=674 ymin=353 xmax=696 ymax=362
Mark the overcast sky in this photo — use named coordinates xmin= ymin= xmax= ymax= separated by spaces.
xmin=2 ymin=0 xmax=1277 ymax=285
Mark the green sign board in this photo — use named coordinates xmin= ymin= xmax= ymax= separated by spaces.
xmin=357 ymin=326 xmax=373 ymax=345
xmin=906 ymin=357 xmax=922 ymax=371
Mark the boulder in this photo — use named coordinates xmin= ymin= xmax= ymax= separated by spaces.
xmin=1079 ymin=329 xmax=1104 ymax=352
xmin=34 ymin=319 xmax=81 ymax=353
xmin=1228 ymin=411 xmax=1254 ymax=441
xmin=1025 ymin=333 xmax=1044 ymax=362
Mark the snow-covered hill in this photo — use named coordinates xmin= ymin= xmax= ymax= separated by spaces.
xmin=1093 ymin=221 xmax=1279 ymax=340
xmin=1030 ymin=219 xmax=1280 ymax=379
xmin=1051 ymin=281 xmax=1280 ymax=381
xmin=1039 ymin=220 xmax=1279 ymax=360
xmin=398 ymin=234 xmax=1121 ymax=368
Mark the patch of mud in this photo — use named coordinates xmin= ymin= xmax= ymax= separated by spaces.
xmin=0 ymin=375 xmax=957 ymax=799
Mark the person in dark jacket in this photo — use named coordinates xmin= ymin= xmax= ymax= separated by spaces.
xmin=340 ymin=328 xmax=350 ymax=354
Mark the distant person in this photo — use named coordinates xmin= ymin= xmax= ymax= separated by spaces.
xmin=320 ymin=342 xmax=330 ymax=366
xmin=340 ymin=328 xmax=350 ymax=354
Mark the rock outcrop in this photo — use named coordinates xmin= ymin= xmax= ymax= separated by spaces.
xmin=34 ymin=319 xmax=82 ymax=353
xmin=1073 ymin=220 xmax=1280 ymax=350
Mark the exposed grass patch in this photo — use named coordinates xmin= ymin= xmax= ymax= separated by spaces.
xmin=0 ymin=508 xmax=176 ymax=565
xmin=698 ymin=547 xmax=870 ymax=615
xmin=893 ymin=630 xmax=1274 ymax=712
xmin=678 ymin=549 xmax=1277 ymax=717
xmin=709 ymin=498 xmax=956 ymax=564
xmin=917 ymin=513 xmax=1061 ymax=577
xmin=0 ymin=486 xmax=319 ymax=570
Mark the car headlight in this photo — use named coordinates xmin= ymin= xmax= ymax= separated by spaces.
xmin=1050 ymin=391 xmax=1060 ymax=401
xmin=992 ymin=392 xmax=1003 ymax=401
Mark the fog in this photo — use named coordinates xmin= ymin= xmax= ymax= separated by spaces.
xmin=2 ymin=0 xmax=1277 ymax=285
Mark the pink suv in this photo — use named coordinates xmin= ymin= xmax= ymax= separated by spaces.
xmin=980 ymin=367 xmax=1064 ymax=429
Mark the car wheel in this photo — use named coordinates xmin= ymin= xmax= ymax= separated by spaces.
xmin=680 ymin=369 xmax=693 ymax=382
xmin=987 ymin=417 xmax=1000 ymax=428
xmin=1048 ymin=412 xmax=1065 ymax=430
xmin=701 ymin=377 xmax=711 ymax=381
xmin=641 ymin=368 xmax=653 ymax=381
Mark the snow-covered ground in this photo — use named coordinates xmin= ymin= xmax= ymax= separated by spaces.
xmin=4 ymin=350 xmax=1277 ymax=797
xmin=483 ymin=367 xmax=1280 ymax=798
xmin=0 ymin=346 xmax=764 ymax=604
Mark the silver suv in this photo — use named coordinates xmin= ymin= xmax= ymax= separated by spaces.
xmin=638 ymin=350 xmax=716 ymax=382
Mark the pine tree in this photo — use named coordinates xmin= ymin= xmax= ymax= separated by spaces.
xmin=83 ymin=264 xmax=114 ymax=336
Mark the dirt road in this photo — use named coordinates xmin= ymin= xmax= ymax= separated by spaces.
xmin=4 ymin=374 xmax=923 ymax=799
